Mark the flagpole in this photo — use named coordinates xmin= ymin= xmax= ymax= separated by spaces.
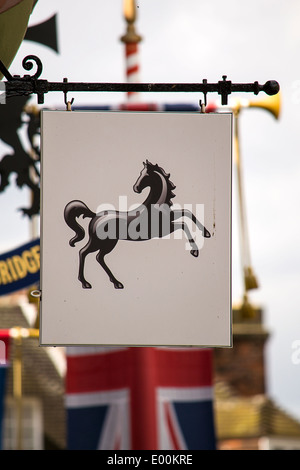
xmin=10 ymin=327 xmax=39 ymax=450
xmin=120 ymin=4 xmax=157 ymax=448
xmin=130 ymin=348 xmax=157 ymax=449
xmin=233 ymin=108 xmax=259 ymax=317
xmin=121 ymin=0 xmax=142 ymax=102
xmin=11 ymin=327 xmax=23 ymax=450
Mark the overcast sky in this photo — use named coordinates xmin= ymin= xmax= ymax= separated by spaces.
xmin=1 ymin=0 xmax=300 ymax=421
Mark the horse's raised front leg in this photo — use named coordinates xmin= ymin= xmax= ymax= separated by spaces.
xmin=172 ymin=222 xmax=199 ymax=257
xmin=96 ymin=251 xmax=124 ymax=289
xmin=172 ymin=209 xmax=211 ymax=238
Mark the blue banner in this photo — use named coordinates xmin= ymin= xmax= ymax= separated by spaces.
xmin=0 ymin=239 xmax=40 ymax=296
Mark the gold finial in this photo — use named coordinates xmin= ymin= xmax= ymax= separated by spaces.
xmin=124 ymin=0 xmax=136 ymax=23
xmin=121 ymin=0 xmax=142 ymax=44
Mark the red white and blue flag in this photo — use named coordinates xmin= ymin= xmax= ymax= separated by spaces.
xmin=73 ymin=103 xmax=217 ymax=113
xmin=65 ymin=347 xmax=216 ymax=450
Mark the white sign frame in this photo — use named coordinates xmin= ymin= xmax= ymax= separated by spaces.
xmin=40 ymin=110 xmax=232 ymax=347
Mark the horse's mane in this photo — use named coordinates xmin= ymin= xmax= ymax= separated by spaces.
xmin=145 ymin=159 xmax=176 ymax=207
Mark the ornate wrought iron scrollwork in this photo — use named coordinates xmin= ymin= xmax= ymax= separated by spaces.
xmin=21 ymin=55 xmax=43 ymax=80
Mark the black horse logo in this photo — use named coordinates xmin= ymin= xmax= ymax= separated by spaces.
xmin=64 ymin=160 xmax=211 ymax=289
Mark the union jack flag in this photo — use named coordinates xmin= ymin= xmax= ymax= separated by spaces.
xmin=66 ymin=347 xmax=216 ymax=450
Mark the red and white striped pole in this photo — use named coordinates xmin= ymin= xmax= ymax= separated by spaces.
xmin=121 ymin=0 xmax=142 ymax=102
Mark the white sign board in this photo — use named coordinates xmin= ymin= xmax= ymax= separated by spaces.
xmin=40 ymin=110 xmax=232 ymax=346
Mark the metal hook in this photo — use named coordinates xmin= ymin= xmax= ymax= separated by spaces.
xmin=63 ymin=77 xmax=74 ymax=111
xmin=199 ymin=100 xmax=206 ymax=113
xmin=199 ymin=79 xmax=207 ymax=113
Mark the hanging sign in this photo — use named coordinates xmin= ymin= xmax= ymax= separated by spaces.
xmin=0 ymin=238 xmax=40 ymax=296
xmin=40 ymin=110 xmax=232 ymax=346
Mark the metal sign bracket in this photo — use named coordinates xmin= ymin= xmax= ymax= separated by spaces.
xmin=0 ymin=55 xmax=280 ymax=105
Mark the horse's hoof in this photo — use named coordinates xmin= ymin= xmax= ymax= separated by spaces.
xmin=82 ymin=282 xmax=92 ymax=289
xmin=114 ymin=281 xmax=124 ymax=289
xmin=204 ymin=229 xmax=211 ymax=238
xmin=190 ymin=249 xmax=199 ymax=257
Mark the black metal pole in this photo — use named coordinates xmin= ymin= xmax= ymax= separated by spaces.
xmin=1 ymin=56 xmax=280 ymax=105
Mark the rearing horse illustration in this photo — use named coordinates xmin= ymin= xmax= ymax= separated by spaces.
xmin=64 ymin=160 xmax=211 ymax=289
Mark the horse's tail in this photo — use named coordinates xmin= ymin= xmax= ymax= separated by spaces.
xmin=64 ymin=200 xmax=96 ymax=247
